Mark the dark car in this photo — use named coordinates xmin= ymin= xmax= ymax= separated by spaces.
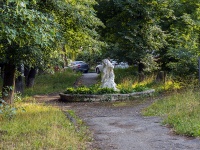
xmin=69 ymin=61 xmax=89 ymax=73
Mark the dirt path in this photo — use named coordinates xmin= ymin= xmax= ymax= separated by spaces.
xmin=36 ymin=73 xmax=200 ymax=150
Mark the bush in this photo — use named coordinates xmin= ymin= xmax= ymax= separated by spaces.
xmin=0 ymin=99 xmax=17 ymax=120
xmin=64 ymin=86 xmax=117 ymax=95
xmin=0 ymin=92 xmax=25 ymax=121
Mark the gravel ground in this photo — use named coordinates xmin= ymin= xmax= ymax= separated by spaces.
xmin=41 ymin=73 xmax=200 ymax=150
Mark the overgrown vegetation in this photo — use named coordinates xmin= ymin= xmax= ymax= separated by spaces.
xmin=0 ymin=70 xmax=90 ymax=149
xmin=23 ymin=69 xmax=81 ymax=96
xmin=114 ymin=67 xmax=192 ymax=94
xmin=0 ymin=0 xmax=199 ymax=148
xmin=0 ymin=103 xmax=90 ymax=149
xmin=143 ymin=89 xmax=200 ymax=137
xmin=114 ymin=68 xmax=200 ymax=137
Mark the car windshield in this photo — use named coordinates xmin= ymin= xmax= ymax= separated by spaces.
xmin=73 ymin=61 xmax=84 ymax=64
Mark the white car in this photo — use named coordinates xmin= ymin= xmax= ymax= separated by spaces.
xmin=95 ymin=60 xmax=129 ymax=74
xmin=95 ymin=63 xmax=103 ymax=74
xmin=115 ymin=62 xmax=129 ymax=69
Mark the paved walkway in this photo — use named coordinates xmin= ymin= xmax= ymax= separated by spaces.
xmin=40 ymin=73 xmax=200 ymax=150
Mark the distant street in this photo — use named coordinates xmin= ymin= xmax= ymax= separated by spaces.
xmin=79 ymin=72 xmax=99 ymax=86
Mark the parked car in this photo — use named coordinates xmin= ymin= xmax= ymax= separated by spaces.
xmin=95 ymin=60 xmax=129 ymax=74
xmin=69 ymin=61 xmax=89 ymax=73
xmin=95 ymin=63 xmax=103 ymax=74
xmin=115 ymin=62 xmax=129 ymax=69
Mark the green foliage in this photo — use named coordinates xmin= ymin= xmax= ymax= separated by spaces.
xmin=96 ymin=0 xmax=200 ymax=79
xmin=0 ymin=0 xmax=105 ymax=103
xmin=141 ymin=54 xmax=160 ymax=73
xmin=114 ymin=66 xmax=191 ymax=94
xmin=0 ymin=87 xmax=16 ymax=120
xmin=64 ymin=85 xmax=117 ymax=95
xmin=143 ymin=89 xmax=200 ymax=137
xmin=115 ymin=67 xmax=152 ymax=93
xmin=96 ymin=87 xmax=117 ymax=94
xmin=158 ymin=0 xmax=200 ymax=77
xmin=64 ymin=75 xmax=152 ymax=94
xmin=0 ymin=90 xmax=25 ymax=120
xmin=0 ymin=99 xmax=17 ymax=120
xmin=114 ymin=66 xmax=138 ymax=84
xmin=57 ymin=0 xmax=105 ymax=63
xmin=0 ymin=0 xmax=60 ymax=66
xmin=23 ymin=69 xmax=81 ymax=96
xmin=2 ymin=86 xmax=13 ymax=97
xmin=95 ymin=0 xmax=167 ymax=64
xmin=119 ymin=88 xmax=133 ymax=94
xmin=117 ymin=83 xmax=149 ymax=94
xmin=133 ymin=85 xmax=149 ymax=92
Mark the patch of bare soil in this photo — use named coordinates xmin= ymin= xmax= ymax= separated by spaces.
xmin=34 ymin=73 xmax=200 ymax=150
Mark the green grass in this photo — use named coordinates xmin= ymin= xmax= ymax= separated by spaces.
xmin=0 ymin=103 xmax=90 ymax=150
xmin=1 ymin=67 xmax=200 ymax=141
xmin=142 ymin=89 xmax=200 ymax=137
xmin=115 ymin=68 xmax=200 ymax=137
xmin=114 ymin=66 xmax=138 ymax=84
xmin=0 ymin=70 xmax=91 ymax=149
xmin=0 ymin=69 xmax=81 ymax=96
xmin=23 ymin=69 xmax=81 ymax=96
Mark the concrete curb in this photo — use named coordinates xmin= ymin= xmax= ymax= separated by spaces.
xmin=59 ymin=89 xmax=155 ymax=102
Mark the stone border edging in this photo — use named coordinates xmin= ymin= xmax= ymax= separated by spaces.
xmin=59 ymin=89 xmax=155 ymax=102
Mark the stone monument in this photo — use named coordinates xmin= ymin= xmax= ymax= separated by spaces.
xmin=101 ymin=59 xmax=118 ymax=91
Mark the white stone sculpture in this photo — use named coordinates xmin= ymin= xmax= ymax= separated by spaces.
xmin=101 ymin=59 xmax=118 ymax=91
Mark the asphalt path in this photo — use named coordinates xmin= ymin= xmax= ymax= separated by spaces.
xmin=77 ymin=72 xmax=99 ymax=86
xmin=44 ymin=72 xmax=200 ymax=150
xmin=67 ymin=73 xmax=200 ymax=150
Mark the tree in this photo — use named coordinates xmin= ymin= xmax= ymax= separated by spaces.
xmin=95 ymin=0 xmax=167 ymax=66
xmin=0 ymin=0 xmax=105 ymax=104
xmin=96 ymin=0 xmax=200 ymax=78
xmin=53 ymin=0 xmax=105 ymax=65
xmin=161 ymin=0 xmax=200 ymax=77
xmin=0 ymin=0 xmax=60 ymax=103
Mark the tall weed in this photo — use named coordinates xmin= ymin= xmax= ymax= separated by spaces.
xmin=143 ymin=89 xmax=200 ymax=137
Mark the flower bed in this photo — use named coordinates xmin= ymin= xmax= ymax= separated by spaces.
xmin=59 ymin=89 xmax=155 ymax=102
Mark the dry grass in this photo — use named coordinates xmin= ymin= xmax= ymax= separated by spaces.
xmin=0 ymin=103 xmax=90 ymax=150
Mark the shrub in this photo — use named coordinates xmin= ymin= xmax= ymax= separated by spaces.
xmin=64 ymin=86 xmax=117 ymax=95
xmin=0 ymin=99 xmax=17 ymax=120
xmin=133 ymin=84 xmax=149 ymax=92
xmin=0 ymin=92 xmax=25 ymax=121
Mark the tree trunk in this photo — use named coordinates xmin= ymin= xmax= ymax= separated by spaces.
xmin=156 ymin=71 xmax=166 ymax=83
xmin=139 ymin=72 xmax=145 ymax=82
xmin=15 ymin=66 xmax=24 ymax=93
xmin=0 ymin=63 xmax=4 ymax=79
xmin=26 ymin=68 xmax=37 ymax=88
xmin=62 ymin=46 xmax=68 ymax=68
xmin=24 ymin=65 xmax=30 ymax=86
xmin=138 ymin=62 xmax=145 ymax=82
xmin=2 ymin=63 xmax=16 ymax=104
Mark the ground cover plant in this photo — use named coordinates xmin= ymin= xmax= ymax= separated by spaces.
xmin=64 ymin=85 xmax=117 ymax=95
xmin=64 ymin=84 xmax=150 ymax=95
